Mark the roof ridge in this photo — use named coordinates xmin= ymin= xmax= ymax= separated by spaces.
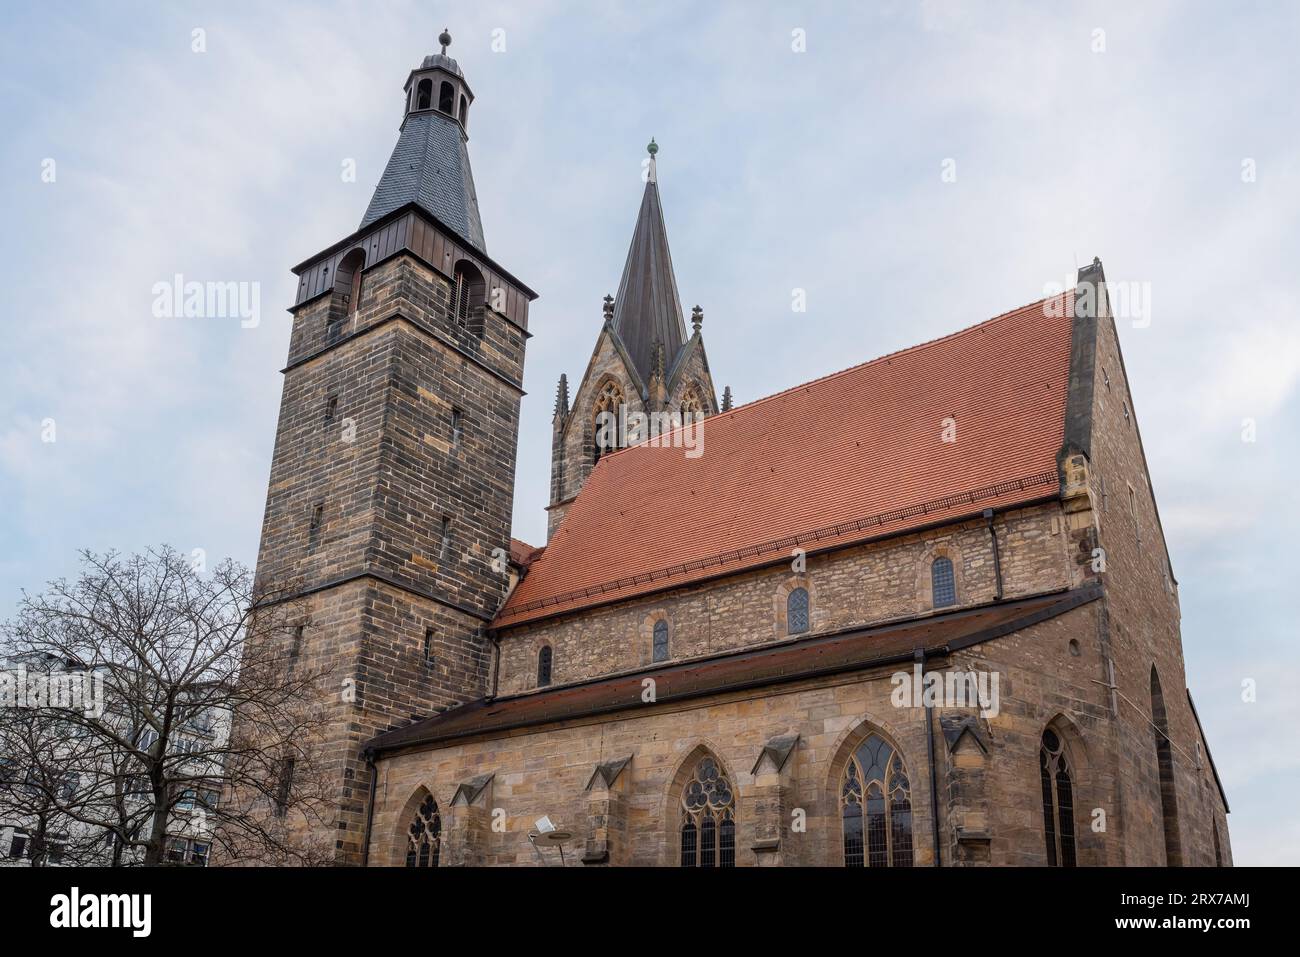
xmin=587 ymin=291 xmax=1069 ymax=468
xmin=721 ymin=291 xmax=1069 ymax=420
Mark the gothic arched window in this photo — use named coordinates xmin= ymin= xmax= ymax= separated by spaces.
xmin=451 ymin=260 xmax=485 ymax=334
xmin=405 ymin=794 xmax=441 ymax=867
xmin=592 ymin=380 xmax=625 ymax=465
xmin=438 ymin=81 xmax=455 ymax=113
xmin=931 ymin=556 xmax=956 ymax=608
xmin=652 ymin=619 xmax=669 ymax=663
xmin=536 ymin=645 xmax=553 ymax=687
xmin=415 ymin=78 xmax=432 ymax=110
xmin=1039 ymin=728 xmax=1076 ymax=867
xmin=333 ymin=249 xmax=366 ymax=321
xmin=679 ymin=388 xmax=703 ymax=425
xmin=1150 ymin=667 xmax=1182 ymax=865
xmin=840 ymin=732 xmax=913 ymax=867
xmin=787 ymin=587 xmax=809 ymax=635
xmin=680 ymin=755 xmax=735 ymax=867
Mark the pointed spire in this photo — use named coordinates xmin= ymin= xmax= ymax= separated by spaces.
xmin=612 ymin=139 xmax=688 ymax=384
xmin=360 ymin=30 xmax=485 ymax=250
xmin=721 ymin=386 xmax=733 ymax=412
xmin=554 ymin=373 xmax=570 ymax=418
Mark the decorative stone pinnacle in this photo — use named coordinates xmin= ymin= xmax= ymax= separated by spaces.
xmin=722 ymin=385 xmax=733 ymax=412
xmin=554 ymin=373 xmax=570 ymax=417
xmin=439 ymin=28 xmax=452 ymax=53
xmin=602 ymin=294 xmax=615 ymax=323
xmin=691 ymin=305 xmax=703 ymax=333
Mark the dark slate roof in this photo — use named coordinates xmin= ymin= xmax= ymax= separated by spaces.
xmin=611 ymin=179 xmax=688 ymax=384
xmin=366 ymin=585 xmax=1101 ymax=754
xmin=360 ymin=111 xmax=486 ymax=251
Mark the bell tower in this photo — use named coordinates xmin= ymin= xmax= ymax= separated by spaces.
xmin=246 ymin=31 xmax=536 ymax=864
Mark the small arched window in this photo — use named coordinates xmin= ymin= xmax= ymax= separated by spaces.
xmin=451 ymin=260 xmax=485 ymax=334
xmin=841 ymin=732 xmax=913 ymax=867
xmin=652 ymin=620 xmax=669 ymax=663
xmin=1040 ymin=729 xmax=1076 ymax=867
xmin=680 ymin=755 xmax=735 ymax=867
xmin=787 ymin=587 xmax=809 ymax=635
xmin=458 ymin=94 xmax=468 ymax=125
xmin=536 ymin=645 xmax=553 ymax=687
xmin=931 ymin=556 xmax=956 ymax=608
xmin=415 ymin=78 xmax=432 ymax=110
xmin=405 ymin=794 xmax=441 ymax=867
xmin=438 ymin=81 xmax=455 ymax=113
xmin=592 ymin=380 xmax=625 ymax=465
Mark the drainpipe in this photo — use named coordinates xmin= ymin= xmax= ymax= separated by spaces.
xmin=917 ymin=649 xmax=942 ymax=867
xmin=983 ymin=508 xmax=1004 ymax=601
xmin=488 ymin=630 xmax=501 ymax=700
xmin=360 ymin=749 xmax=378 ymax=868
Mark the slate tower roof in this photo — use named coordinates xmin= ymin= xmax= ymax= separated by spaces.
xmin=611 ymin=140 xmax=690 ymax=384
xmin=360 ymin=31 xmax=486 ymax=251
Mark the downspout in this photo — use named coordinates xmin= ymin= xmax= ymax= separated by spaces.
xmin=489 ymin=629 xmax=501 ymax=700
xmin=918 ymin=648 xmax=942 ymax=867
xmin=360 ymin=749 xmax=378 ymax=868
xmin=983 ymin=508 xmax=1004 ymax=601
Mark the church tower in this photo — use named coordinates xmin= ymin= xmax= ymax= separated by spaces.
xmin=247 ymin=31 xmax=536 ymax=864
xmin=547 ymin=141 xmax=722 ymax=537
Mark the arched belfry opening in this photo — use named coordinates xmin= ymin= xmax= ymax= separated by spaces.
xmin=415 ymin=78 xmax=432 ymax=110
xmin=438 ymin=81 xmax=455 ymax=114
xmin=451 ymin=260 xmax=486 ymax=335
xmin=1150 ymin=666 xmax=1182 ymax=866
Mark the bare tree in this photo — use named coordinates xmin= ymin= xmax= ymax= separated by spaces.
xmin=1 ymin=547 xmax=335 ymax=866
xmin=0 ymin=692 xmax=106 ymax=866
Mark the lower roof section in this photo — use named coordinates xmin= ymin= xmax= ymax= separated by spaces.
xmin=366 ymin=584 xmax=1102 ymax=756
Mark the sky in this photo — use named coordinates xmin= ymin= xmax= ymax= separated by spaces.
xmin=1 ymin=1 xmax=1297 ymax=865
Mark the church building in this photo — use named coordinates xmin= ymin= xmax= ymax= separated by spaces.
xmin=246 ymin=34 xmax=1230 ymax=867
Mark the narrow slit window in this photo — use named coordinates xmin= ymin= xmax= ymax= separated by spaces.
xmin=450 ymin=408 xmax=463 ymax=449
xmin=423 ymin=627 xmax=435 ymax=666
xmin=308 ymin=503 xmax=324 ymax=551
xmin=537 ymin=645 xmax=553 ymax=687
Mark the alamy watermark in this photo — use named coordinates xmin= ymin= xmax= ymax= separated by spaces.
xmin=0 ymin=665 xmax=106 ymax=717
xmin=890 ymin=664 xmax=1000 ymax=718
xmin=595 ymin=406 xmax=705 ymax=459
xmin=151 ymin=274 xmax=261 ymax=329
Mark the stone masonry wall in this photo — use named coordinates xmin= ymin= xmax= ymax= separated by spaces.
xmin=500 ymin=503 xmax=1069 ymax=694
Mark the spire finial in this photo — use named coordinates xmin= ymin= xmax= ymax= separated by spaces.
xmin=691 ymin=305 xmax=703 ymax=334
xmin=647 ymin=137 xmax=658 ymax=156
xmin=645 ymin=137 xmax=658 ymax=185
xmin=602 ymin=293 xmax=615 ymax=324
xmin=439 ymin=28 xmax=451 ymax=54
xmin=722 ymin=386 xmax=733 ymax=412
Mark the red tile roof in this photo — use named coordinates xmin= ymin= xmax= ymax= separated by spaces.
xmin=496 ymin=293 xmax=1075 ymax=628
xmin=509 ymin=538 xmax=543 ymax=569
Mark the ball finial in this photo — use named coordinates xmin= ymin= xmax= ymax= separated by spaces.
xmin=439 ymin=28 xmax=452 ymax=53
xmin=647 ymin=137 xmax=659 ymax=156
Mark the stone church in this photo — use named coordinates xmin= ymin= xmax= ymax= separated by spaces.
xmin=245 ymin=34 xmax=1230 ymax=867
